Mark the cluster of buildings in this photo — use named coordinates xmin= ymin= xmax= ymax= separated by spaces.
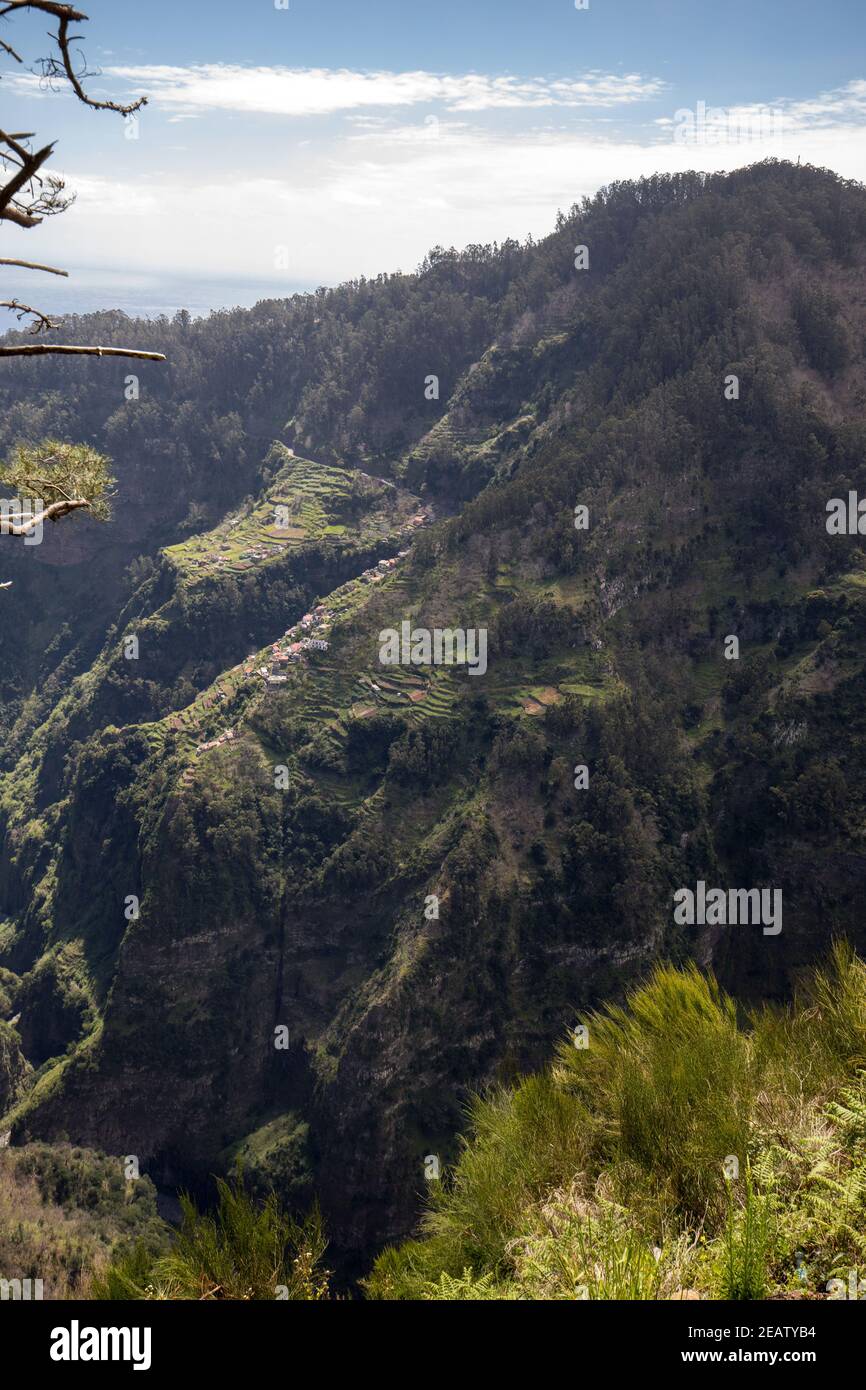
xmin=191 ymin=551 xmax=228 ymax=569
xmin=196 ymin=727 xmax=237 ymax=755
xmin=187 ymin=534 xmax=285 ymax=575
xmin=351 ymin=504 xmax=431 ymax=586
xmin=359 ymin=553 xmax=404 ymax=585
xmin=229 ymin=511 xmax=435 ymax=695
xmin=182 ymin=505 xmax=438 ymax=766
xmin=238 ymin=544 xmax=275 ymax=562
xmin=242 ymin=603 xmax=334 ymax=687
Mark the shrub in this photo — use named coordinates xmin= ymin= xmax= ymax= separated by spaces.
xmin=368 ymin=947 xmax=866 ymax=1301
xmin=555 ymin=962 xmax=754 ymax=1221
xmin=93 ymin=1172 xmax=328 ymax=1301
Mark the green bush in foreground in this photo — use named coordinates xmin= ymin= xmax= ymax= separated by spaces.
xmin=94 ymin=1172 xmax=328 ymax=1300
xmin=366 ymin=943 xmax=866 ymax=1300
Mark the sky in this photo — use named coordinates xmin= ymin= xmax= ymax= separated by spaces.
xmin=1 ymin=0 xmax=865 ymax=315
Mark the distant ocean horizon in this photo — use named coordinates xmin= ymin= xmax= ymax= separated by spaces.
xmin=0 ymin=265 xmax=314 ymax=323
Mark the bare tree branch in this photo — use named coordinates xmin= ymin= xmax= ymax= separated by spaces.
xmin=0 ymin=130 xmax=56 ymax=221
xmin=0 ymin=203 xmax=37 ymax=226
xmin=0 ymin=1 xmax=86 ymax=16
xmin=0 ymin=343 xmax=166 ymax=360
xmin=0 ymin=297 xmax=60 ymax=331
xmin=0 ymin=3 xmax=146 ymax=114
xmin=1 ymin=202 xmax=46 ymax=226
xmin=50 ymin=11 xmax=147 ymax=115
xmin=0 ymin=257 xmax=68 ymax=276
xmin=0 ymin=5 xmax=147 ymax=229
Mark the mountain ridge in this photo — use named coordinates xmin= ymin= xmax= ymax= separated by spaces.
xmin=3 ymin=160 xmax=866 ymax=1271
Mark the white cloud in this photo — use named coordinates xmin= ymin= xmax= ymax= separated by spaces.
xmin=1 ymin=70 xmax=49 ymax=97
xmin=101 ymin=63 xmax=668 ymax=116
xmin=6 ymin=61 xmax=866 ymax=309
xmin=784 ymin=78 xmax=866 ymax=125
xmin=28 ymin=112 xmax=865 ymax=300
xmin=655 ymin=79 xmax=866 ymax=141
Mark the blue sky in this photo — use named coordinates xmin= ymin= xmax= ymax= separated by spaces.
xmin=2 ymin=0 xmax=865 ymax=313
xmin=80 ymin=0 xmax=865 ymax=99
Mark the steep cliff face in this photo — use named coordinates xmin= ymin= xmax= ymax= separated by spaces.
xmin=0 ymin=1020 xmax=29 ymax=1115
xmin=3 ymin=163 xmax=866 ymax=1271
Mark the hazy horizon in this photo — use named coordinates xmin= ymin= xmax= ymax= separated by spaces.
xmin=0 ymin=264 xmax=314 ymax=322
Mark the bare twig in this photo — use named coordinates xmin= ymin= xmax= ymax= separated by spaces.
xmin=0 ymin=130 xmax=55 ymax=220
xmin=50 ymin=11 xmax=147 ymax=115
xmin=0 ymin=297 xmax=60 ymax=331
xmin=0 ymin=4 xmax=147 ymax=230
xmin=0 ymin=343 xmax=166 ymax=360
xmin=0 ymin=1 xmax=86 ymax=17
xmin=0 ymin=3 xmax=145 ymax=115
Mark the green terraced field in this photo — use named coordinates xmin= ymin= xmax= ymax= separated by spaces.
xmin=164 ymin=451 xmax=417 ymax=584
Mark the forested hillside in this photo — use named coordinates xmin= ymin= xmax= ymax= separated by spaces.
xmin=3 ymin=160 xmax=866 ymax=1279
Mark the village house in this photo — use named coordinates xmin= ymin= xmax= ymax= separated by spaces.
xmin=195 ymin=727 xmax=236 ymax=754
